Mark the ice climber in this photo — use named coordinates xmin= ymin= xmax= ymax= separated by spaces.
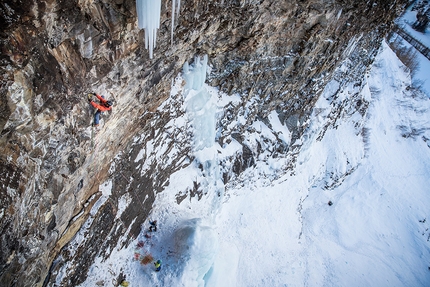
xmin=149 ymin=220 xmax=157 ymax=232
xmin=88 ymin=92 xmax=113 ymax=126
xmin=154 ymin=260 xmax=162 ymax=272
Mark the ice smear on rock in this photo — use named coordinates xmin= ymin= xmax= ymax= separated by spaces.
xmin=136 ymin=0 xmax=161 ymax=59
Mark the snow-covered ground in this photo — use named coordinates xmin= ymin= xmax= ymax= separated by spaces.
xmin=67 ymin=41 xmax=430 ymax=287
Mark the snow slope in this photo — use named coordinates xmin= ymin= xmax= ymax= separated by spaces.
xmin=70 ymin=42 xmax=430 ymax=287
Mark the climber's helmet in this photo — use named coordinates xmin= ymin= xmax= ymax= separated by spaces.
xmin=105 ymin=100 xmax=113 ymax=107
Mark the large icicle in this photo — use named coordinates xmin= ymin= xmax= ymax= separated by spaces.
xmin=171 ymin=0 xmax=181 ymax=45
xmin=136 ymin=0 xmax=161 ymax=59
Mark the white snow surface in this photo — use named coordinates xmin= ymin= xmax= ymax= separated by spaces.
xmin=268 ymin=110 xmax=292 ymax=145
xmin=75 ymin=43 xmax=430 ymax=286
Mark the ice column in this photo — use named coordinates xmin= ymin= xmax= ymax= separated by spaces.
xmin=183 ymin=56 xmax=224 ymax=200
xmin=171 ymin=0 xmax=181 ymax=44
xmin=136 ymin=0 xmax=161 ymax=59
xmin=183 ymin=55 xmax=213 ymax=152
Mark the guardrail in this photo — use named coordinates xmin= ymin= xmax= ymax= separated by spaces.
xmin=392 ymin=24 xmax=430 ymax=61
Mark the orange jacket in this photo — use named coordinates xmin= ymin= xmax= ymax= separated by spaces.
xmin=90 ymin=94 xmax=112 ymax=112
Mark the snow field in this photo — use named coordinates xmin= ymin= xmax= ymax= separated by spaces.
xmin=293 ymin=41 xmax=430 ymax=287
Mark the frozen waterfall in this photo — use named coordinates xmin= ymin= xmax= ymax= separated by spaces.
xmin=183 ymin=55 xmax=224 ymax=200
xmin=136 ymin=0 xmax=161 ymax=59
xmin=183 ymin=55 xmax=213 ymax=153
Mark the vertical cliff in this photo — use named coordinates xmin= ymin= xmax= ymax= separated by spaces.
xmin=0 ymin=0 xmax=406 ymax=286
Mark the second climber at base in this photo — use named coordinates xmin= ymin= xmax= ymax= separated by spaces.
xmin=88 ymin=92 xmax=113 ymax=127
xmin=149 ymin=220 xmax=157 ymax=232
xmin=154 ymin=259 xmax=162 ymax=272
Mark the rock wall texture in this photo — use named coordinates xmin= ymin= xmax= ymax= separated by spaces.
xmin=0 ymin=0 xmax=406 ymax=286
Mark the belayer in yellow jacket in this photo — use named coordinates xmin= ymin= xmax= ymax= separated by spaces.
xmin=154 ymin=260 xmax=161 ymax=272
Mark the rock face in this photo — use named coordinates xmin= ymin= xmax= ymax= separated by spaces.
xmin=0 ymin=0 xmax=406 ymax=286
